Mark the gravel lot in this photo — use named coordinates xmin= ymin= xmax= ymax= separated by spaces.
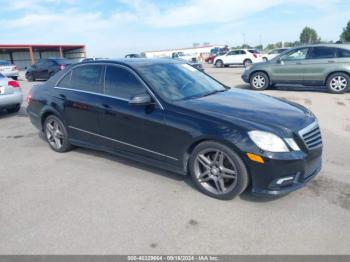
xmin=1 ymin=64 xmax=350 ymax=254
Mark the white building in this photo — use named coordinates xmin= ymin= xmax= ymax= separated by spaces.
xmin=143 ymin=45 xmax=225 ymax=59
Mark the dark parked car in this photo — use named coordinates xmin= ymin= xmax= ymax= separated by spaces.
xmin=25 ymin=58 xmax=73 ymax=81
xmin=27 ymin=59 xmax=322 ymax=200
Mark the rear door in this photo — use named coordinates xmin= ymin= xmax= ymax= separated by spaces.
xmin=54 ymin=64 xmax=104 ymax=142
xmin=269 ymin=47 xmax=310 ymax=84
xmin=302 ymin=46 xmax=337 ymax=85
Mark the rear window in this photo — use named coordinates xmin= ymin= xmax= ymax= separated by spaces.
xmin=310 ymin=47 xmax=337 ymax=59
xmin=54 ymin=59 xmax=72 ymax=65
xmin=58 ymin=65 xmax=103 ymax=93
xmin=248 ymin=49 xmax=260 ymax=54
xmin=0 ymin=60 xmax=11 ymax=66
xmin=337 ymin=48 xmax=350 ymax=58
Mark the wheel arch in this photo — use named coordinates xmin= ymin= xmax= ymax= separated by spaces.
xmin=40 ymin=106 xmax=65 ymax=131
xmin=249 ymin=70 xmax=271 ymax=83
xmin=183 ymin=137 xmax=251 ymax=175
xmin=324 ymin=71 xmax=350 ymax=85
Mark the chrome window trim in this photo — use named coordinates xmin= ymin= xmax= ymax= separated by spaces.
xmin=53 ymin=86 xmax=130 ymax=102
xmin=54 ymin=62 xmax=164 ymax=110
xmin=68 ymin=126 xmax=178 ymax=161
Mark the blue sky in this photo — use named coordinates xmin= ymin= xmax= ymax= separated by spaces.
xmin=0 ymin=0 xmax=349 ymax=57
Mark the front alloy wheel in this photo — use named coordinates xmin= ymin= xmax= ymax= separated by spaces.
xmin=250 ymin=72 xmax=269 ymax=90
xmin=190 ymin=141 xmax=249 ymax=200
xmin=215 ymin=60 xmax=224 ymax=68
xmin=327 ymin=73 xmax=349 ymax=94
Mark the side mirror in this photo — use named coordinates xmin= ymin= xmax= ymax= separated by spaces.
xmin=276 ymin=58 xmax=284 ymax=64
xmin=129 ymin=93 xmax=154 ymax=106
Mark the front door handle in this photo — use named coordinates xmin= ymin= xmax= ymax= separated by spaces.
xmin=296 ymin=62 xmax=303 ymax=65
xmin=328 ymin=60 xmax=336 ymax=63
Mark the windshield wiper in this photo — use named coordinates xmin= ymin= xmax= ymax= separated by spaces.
xmin=201 ymin=89 xmax=227 ymax=97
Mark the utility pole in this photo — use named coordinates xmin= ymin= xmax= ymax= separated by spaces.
xmin=242 ymin=33 xmax=246 ymax=46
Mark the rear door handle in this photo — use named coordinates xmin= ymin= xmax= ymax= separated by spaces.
xmin=296 ymin=62 xmax=303 ymax=65
xmin=328 ymin=60 xmax=336 ymax=63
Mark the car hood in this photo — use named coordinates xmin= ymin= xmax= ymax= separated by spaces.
xmin=174 ymin=89 xmax=315 ymax=134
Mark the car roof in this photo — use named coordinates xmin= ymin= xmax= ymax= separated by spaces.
xmin=294 ymin=44 xmax=350 ymax=49
xmin=80 ymin=58 xmax=183 ymax=69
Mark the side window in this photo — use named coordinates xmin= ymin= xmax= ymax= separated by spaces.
xmin=58 ymin=71 xmax=72 ymax=87
xmin=337 ymin=48 xmax=350 ymax=58
xmin=310 ymin=47 xmax=336 ymax=59
xmin=69 ymin=65 xmax=103 ymax=93
xmin=105 ymin=66 xmax=146 ymax=100
xmin=240 ymin=50 xmax=246 ymax=54
xmin=282 ymin=48 xmax=309 ymax=61
xmin=227 ymin=51 xmax=239 ymax=56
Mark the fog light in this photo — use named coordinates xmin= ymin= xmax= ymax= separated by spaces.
xmin=276 ymin=176 xmax=294 ymax=185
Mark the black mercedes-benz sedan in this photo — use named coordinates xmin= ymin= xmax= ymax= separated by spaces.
xmin=27 ymin=59 xmax=323 ymax=200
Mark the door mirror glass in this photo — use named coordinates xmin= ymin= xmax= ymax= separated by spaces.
xmin=129 ymin=93 xmax=154 ymax=106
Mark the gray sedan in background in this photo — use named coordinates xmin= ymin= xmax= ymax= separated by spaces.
xmin=0 ymin=73 xmax=22 ymax=113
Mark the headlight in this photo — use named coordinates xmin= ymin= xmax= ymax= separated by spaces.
xmin=245 ymin=64 xmax=253 ymax=71
xmin=284 ymin=138 xmax=301 ymax=151
xmin=248 ymin=131 xmax=289 ymax=152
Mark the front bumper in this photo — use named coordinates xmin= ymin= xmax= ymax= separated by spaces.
xmin=0 ymin=92 xmax=23 ymax=108
xmin=247 ymin=148 xmax=322 ymax=196
xmin=241 ymin=70 xmax=250 ymax=83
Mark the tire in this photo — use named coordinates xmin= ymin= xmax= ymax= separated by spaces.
xmin=43 ymin=115 xmax=73 ymax=153
xmin=7 ymin=104 xmax=20 ymax=113
xmin=250 ymin=71 xmax=270 ymax=90
xmin=326 ymin=72 xmax=350 ymax=94
xmin=262 ymin=57 xmax=268 ymax=62
xmin=215 ymin=60 xmax=224 ymax=68
xmin=12 ymin=76 xmax=18 ymax=81
xmin=26 ymin=73 xmax=35 ymax=82
xmin=189 ymin=141 xmax=249 ymax=200
xmin=48 ymin=71 xmax=55 ymax=79
xmin=243 ymin=59 xmax=252 ymax=67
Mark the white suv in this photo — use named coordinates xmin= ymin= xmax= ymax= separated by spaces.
xmin=214 ymin=49 xmax=263 ymax=68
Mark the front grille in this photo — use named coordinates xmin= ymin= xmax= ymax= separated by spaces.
xmin=299 ymin=122 xmax=322 ymax=150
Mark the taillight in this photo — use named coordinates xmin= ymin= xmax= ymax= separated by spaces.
xmin=253 ymin=54 xmax=257 ymax=58
xmin=8 ymin=80 xmax=20 ymax=88
xmin=59 ymin=64 xmax=65 ymax=70
xmin=27 ymin=91 xmax=32 ymax=104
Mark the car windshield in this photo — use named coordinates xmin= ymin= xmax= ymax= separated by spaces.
xmin=0 ymin=60 xmax=11 ymax=66
xmin=137 ymin=63 xmax=227 ymax=101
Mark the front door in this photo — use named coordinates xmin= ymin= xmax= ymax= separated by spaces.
xmin=99 ymin=65 xmax=172 ymax=163
xmin=269 ymin=47 xmax=310 ymax=84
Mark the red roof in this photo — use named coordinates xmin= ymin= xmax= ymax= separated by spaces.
xmin=0 ymin=44 xmax=85 ymax=49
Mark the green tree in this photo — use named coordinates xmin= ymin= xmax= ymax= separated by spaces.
xmin=300 ymin=27 xmax=320 ymax=44
xmin=340 ymin=20 xmax=350 ymax=42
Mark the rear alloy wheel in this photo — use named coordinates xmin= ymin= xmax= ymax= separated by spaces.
xmin=215 ymin=60 xmax=224 ymax=68
xmin=189 ymin=141 xmax=249 ymax=200
xmin=250 ymin=72 xmax=269 ymax=90
xmin=44 ymin=115 xmax=72 ymax=152
xmin=326 ymin=73 xmax=349 ymax=94
xmin=243 ymin=59 xmax=252 ymax=67
xmin=26 ymin=73 xmax=35 ymax=82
